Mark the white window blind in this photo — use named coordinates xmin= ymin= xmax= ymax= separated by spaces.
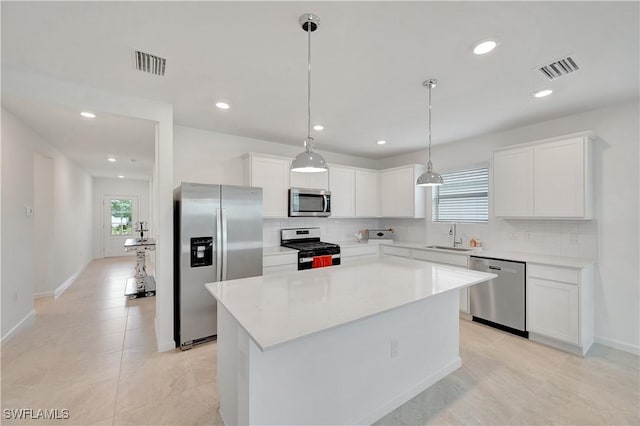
xmin=432 ymin=167 xmax=489 ymax=223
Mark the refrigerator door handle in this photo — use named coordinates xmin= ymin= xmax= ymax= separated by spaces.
xmin=221 ymin=208 xmax=228 ymax=281
xmin=216 ymin=208 xmax=223 ymax=282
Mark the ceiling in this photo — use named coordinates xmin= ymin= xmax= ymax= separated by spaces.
xmin=2 ymin=96 xmax=155 ymax=180
xmin=1 ymin=1 xmax=638 ymax=160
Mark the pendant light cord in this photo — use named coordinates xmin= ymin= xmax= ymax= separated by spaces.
xmin=306 ymin=19 xmax=313 ymax=149
xmin=427 ymin=83 xmax=432 ymax=166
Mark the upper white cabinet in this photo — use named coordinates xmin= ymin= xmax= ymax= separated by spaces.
xmin=290 ymin=170 xmax=329 ymax=190
xmin=328 ymin=165 xmax=355 ymax=217
xmin=493 ymin=147 xmax=534 ymax=217
xmin=380 ymin=165 xmax=426 ymax=218
xmin=242 ymin=153 xmax=290 ymax=218
xmin=534 ymin=137 xmax=592 ymax=218
xmin=355 ymin=169 xmax=380 ymax=218
xmin=493 ymin=132 xmax=594 ymax=219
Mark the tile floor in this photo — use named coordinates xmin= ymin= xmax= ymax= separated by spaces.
xmin=1 ymin=257 xmax=639 ymax=425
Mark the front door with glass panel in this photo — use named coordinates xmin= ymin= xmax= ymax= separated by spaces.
xmin=103 ymin=195 xmax=138 ymax=257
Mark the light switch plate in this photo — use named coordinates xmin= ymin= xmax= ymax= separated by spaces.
xmin=25 ymin=206 xmax=34 ymax=217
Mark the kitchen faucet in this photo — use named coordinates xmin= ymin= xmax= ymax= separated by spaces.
xmin=449 ymin=222 xmax=463 ymax=248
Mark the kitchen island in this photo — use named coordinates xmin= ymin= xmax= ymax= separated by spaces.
xmin=205 ymin=256 xmax=496 ymax=425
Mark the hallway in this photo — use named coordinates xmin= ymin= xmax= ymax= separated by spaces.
xmin=1 ymin=257 xmax=219 ymax=425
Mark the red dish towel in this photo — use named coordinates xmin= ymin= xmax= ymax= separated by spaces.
xmin=313 ymin=255 xmax=333 ymax=268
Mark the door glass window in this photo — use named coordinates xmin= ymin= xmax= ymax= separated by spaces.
xmin=111 ymin=199 xmax=133 ymax=235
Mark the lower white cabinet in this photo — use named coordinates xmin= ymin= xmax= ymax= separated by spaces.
xmin=340 ymin=244 xmax=380 ymax=265
xmin=527 ymin=263 xmax=593 ymax=355
xmin=263 ymin=251 xmax=298 ymax=275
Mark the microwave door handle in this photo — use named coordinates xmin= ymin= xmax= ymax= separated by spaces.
xmin=323 ymin=195 xmax=328 ymax=213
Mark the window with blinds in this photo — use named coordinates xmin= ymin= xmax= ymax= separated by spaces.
xmin=432 ymin=167 xmax=489 ymax=223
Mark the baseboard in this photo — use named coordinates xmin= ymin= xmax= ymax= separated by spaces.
xmin=359 ymin=356 xmax=462 ymax=425
xmin=155 ymin=317 xmax=176 ymax=352
xmin=33 ymin=291 xmax=54 ymax=299
xmin=0 ymin=309 xmax=36 ymax=344
xmin=54 ymin=259 xmax=91 ymax=298
xmin=595 ymin=336 xmax=640 ymax=355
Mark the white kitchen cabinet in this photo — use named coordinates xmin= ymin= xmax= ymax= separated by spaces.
xmin=242 ymin=153 xmax=290 ymax=218
xmin=340 ymin=244 xmax=380 ymax=265
xmin=379 ymin=165 xmax=426 ymax=218
xmin=290 ymin=170 xmax=329 ymax=190
xmin=409 ymin=248 xmax=470 ymax=314
xmin=328 ymin=165 xmax=355 ymax=217
xmin=263 ymin=251 xmax=298 ymax=275
xmin=493 ymin=147 xmax=534 ymax=217
xmin=527 ymin=263 xmax=593 ymax=355
xmin=493 ymin=132 xmax=594 ymax=219
xmin=355 ymin=170 xmax=379 ymax=217
xmin=534 ymin=137 xmax=592 ymax=218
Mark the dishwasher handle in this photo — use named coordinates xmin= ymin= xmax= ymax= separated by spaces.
xmin=489 ymin=265 xmax=502 ymax=271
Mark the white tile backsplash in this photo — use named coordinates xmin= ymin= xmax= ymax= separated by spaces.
xmin=381 ymin=217 xmax=597 ymax=260
xmin=263 ymin=218 xmax=381 ymax=246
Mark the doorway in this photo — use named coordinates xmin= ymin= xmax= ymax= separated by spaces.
xmin=103 ymin=195 xmax=139 ymax=257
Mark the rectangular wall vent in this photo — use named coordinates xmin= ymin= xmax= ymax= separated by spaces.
xmin=538 ymin=56 xmax=579 ymax=80
xmin=135 ymin=50 xmax=166 ymax=76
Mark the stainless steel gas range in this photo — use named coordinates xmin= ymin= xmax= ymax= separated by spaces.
xmin=281 ymin=228 xmax=340 ymax=270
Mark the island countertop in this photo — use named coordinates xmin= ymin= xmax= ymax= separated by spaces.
xmin=205 ymin=256 xmax=496 ymax=351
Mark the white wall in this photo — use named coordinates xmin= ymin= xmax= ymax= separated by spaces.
xmin=379 ymin=100 xmax=640 ymax=353
xmin=33 ymin=153 xmax=54 ymax=296
xmin=1 ymin=108 xmax=93 ymax=339
xmin=92 ymin=177 xmax=151 ymax=259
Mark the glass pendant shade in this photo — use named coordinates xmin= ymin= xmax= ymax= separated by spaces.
xmin=291 ymin=144 xmax=328 ymax=173
xmin=416 ymin=162 xmax=444 ymax=186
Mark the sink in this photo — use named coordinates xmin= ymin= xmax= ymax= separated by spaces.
xmin=425 ymin=245 xmax=475 ymax=253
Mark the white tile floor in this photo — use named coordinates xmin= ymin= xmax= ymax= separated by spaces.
xmin=1 ymin=256 xmax=638 ymax=425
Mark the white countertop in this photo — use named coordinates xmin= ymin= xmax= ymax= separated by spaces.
xmin=205 ymin=257 xmax=496 ymax=351
xmin=263 ymin=246 xmax=298 ymax=256
xmin=471 ymin=249 xmax=595 ymax=268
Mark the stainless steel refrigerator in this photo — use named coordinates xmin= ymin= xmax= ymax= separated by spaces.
xmin=174 ymin=182 xmax=263 ymax=350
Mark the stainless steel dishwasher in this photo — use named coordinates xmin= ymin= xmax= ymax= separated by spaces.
xmin=469 ymin=256 xmax=528 ymax=337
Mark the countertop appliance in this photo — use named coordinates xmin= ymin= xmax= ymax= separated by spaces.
xmin=174 ymin=182 xmax=263 ymax=350
xmin=367 ymin=229 xmax=395 ymax=240
xmin=469 ymin=256 xmax=528 ymax=338
xmin=281 ymin=228 xmax=340 ymax=270
xmin=289 ymin=188 xmax=331 ymax=217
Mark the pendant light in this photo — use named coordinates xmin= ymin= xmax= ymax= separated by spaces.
xmin=290 ymin=13 xmax=328 ymax=173
xmin=416 ymin=79 xmax=444 ymax=186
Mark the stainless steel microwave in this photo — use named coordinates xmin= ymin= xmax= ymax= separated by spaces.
xmin=289 ymin=188 xmax=331 ymax=217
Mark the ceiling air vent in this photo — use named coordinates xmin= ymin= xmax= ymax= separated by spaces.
xmin=135 ymin=50 xmax=166 ymax=76
xmin=538 ymin=56 xmax=579 ymax=80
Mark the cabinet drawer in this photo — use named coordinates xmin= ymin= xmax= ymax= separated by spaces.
xmin=528 ymin=264 xmax=579 ymax=284
xmin=263 ymin=253 xmax=298 ymax=267
xmin=382 ymin=246 xmax=411 ymax=258
xmin=411 ymin=249 xmax=468 ymax=267
xmin=341 ymin=244 xmax=380 ymax=258
xmin=263 ymin=264 xmax=298 ymax=275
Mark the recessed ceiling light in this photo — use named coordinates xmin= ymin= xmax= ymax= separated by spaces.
xmin=533 ymin=89 xmax=553 ymax=98
xmin=473 ymin=40 xmax=497 ymax=55
xmin=313 ymin=125 xmax=324 ymax=131
xmin=215 ymin=102 xmax=230 ymax=110
xmin=108 ymin=157 xmax=117 ymax=162
xmin=377 ymin=140 xmax=387 ymax=145
xmin=118 ymin=175 xmax=124 ymax=179
xmin=80 ymin=111 xmax=96 ymax=118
